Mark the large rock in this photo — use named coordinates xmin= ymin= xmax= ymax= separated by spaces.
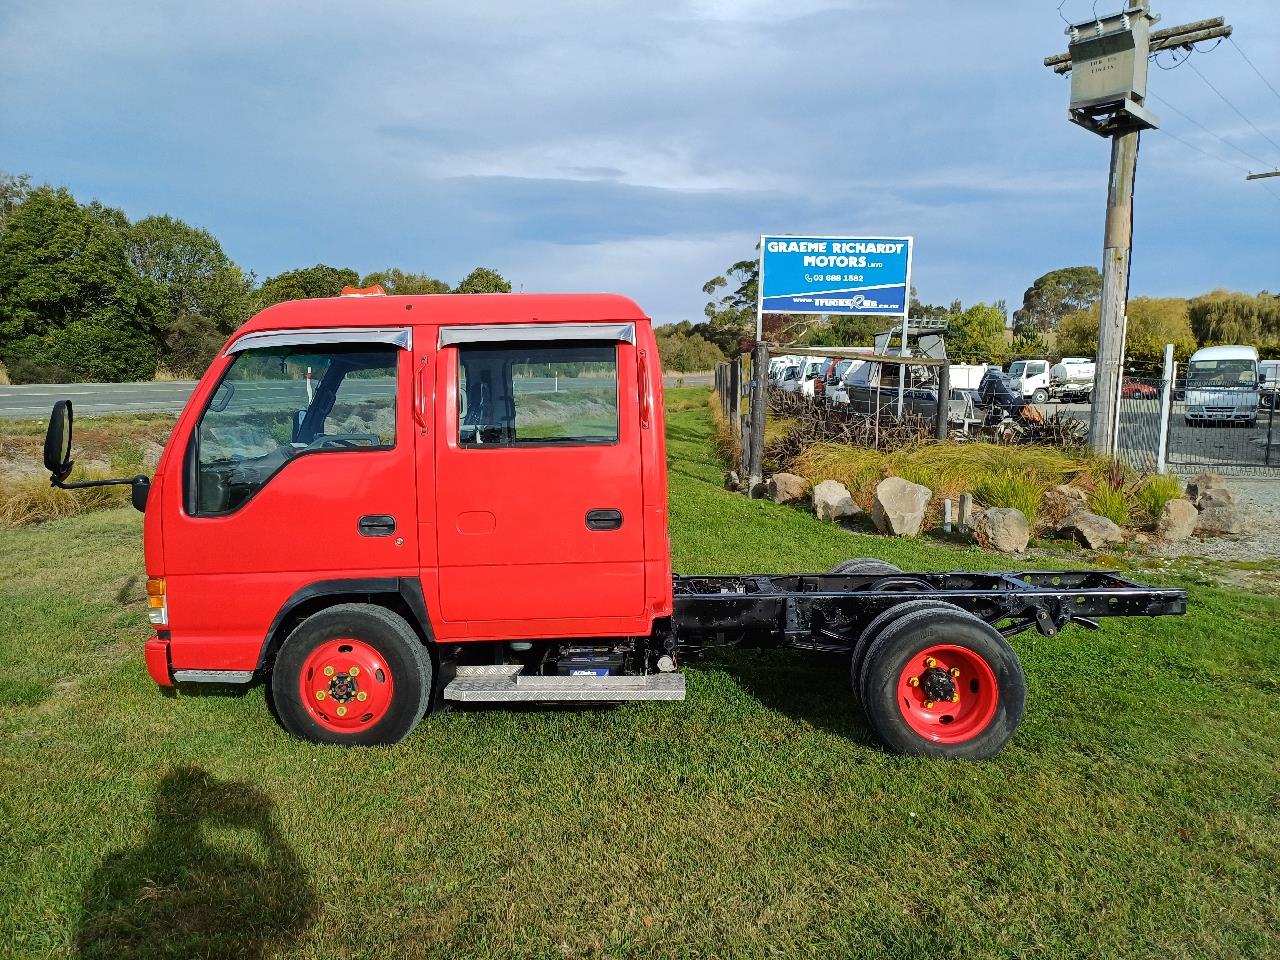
xmin=1057 ymin=510 xmax=1125 ymax=549
xmin=1196 ymin=486 xmax=1235 ymax=510
xmin=1196 ymin=502 xmax=1245 ymax=535
xmin=812 ymin=479 xmax=859 ymax=522
xmin=1186 ymin=471 xmax=1228 ymax=506
xmin=766 ymin=472 xmax=810 ymax=504
xmin=1040 ymin=484 xmax=1090 ymax=525
xmin=976 ymin=507 xmax=1030 ymax=553
xmin=872 ymin=476 xmax=932 ymax=537
xmin=1156 ymin=499 xmax=1198 ymax=542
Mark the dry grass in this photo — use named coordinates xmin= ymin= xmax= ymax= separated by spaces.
xmin=0 ymin=362 xmax=10 ymax=386
xmin=0 ymin=474 xmax=129 ymax=527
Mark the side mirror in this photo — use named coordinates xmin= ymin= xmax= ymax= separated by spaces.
xmin=43 ymin=400 xmax=74 ymax=483
xmin=291 ymin=409 xmax=307 ymax=443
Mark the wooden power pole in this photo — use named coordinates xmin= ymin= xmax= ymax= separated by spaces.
xmin=1045 ymin=3 xmax=1231 ymax=456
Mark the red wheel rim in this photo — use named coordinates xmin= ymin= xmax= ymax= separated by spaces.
xmin=895 ymin=644 xmax=998 ymax=744
xmin=298 ymin=638 xmax=394 ymax=733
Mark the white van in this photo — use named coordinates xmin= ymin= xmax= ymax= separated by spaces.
xmin=1184 ymin=345 xmax=1261 ymax=426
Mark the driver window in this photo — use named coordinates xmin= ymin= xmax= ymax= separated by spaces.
xmin=194 ymin=344 xmax=398 ymax=515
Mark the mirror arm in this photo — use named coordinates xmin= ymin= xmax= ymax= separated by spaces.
xmin=52 ymin=474 xmax=149 ymax=491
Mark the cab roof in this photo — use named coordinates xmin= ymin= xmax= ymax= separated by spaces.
xmin=1189 ymin=344 xmax=1259 ymax=362
xmin=235 ymin=293 xmax=649 ymax=338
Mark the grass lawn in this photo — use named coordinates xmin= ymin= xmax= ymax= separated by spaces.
xmin=1 ymin=388 xmax=1277 ymax=958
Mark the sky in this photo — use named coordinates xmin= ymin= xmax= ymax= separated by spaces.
xmin=2 ymin=0 xmax=1278 ymax=326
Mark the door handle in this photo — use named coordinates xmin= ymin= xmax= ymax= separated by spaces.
xmin=585 ymin=508 xmax=623 ymax=531
xmin=358 ymin=514 xmax=397 ymax=537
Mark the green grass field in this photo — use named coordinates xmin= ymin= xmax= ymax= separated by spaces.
xmin=1 ymin=389 xmax=1277 ymax=958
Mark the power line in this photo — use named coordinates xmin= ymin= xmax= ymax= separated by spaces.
xmin=1148 ymin=91 xmax=1273 ymax=167
xmin=1229 ymin=37 xmax=1280 ymax=108
xmin=1184 ymin=56 xmax=1280 ymax=158
xmin=1155 ymin=126 xmax=1280 ymax=203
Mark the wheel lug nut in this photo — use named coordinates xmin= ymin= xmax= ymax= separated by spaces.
xmin=336 ymin=706 xmax=347 ymax=717
xmin=924 ymin=700 xmax=934 ymax=709
xmin=323 ymin=665 xmax=335 ymax=677
xmin=925 ymin=657 xmax=937 ymax=668
xmin=348 ymin=666 xmax=360 ymax=677
xmin=908 ymin=676 xmax=920 ymax=687
xmin=951 ymin=693 xmax=960 ymax=703
xmin=356 ymin=691 xmax=368 ymax=702
xmin=315 ymin=690 xmax=326 ymax=701
xmin=950 ymin=667 xmax=961 ymax=678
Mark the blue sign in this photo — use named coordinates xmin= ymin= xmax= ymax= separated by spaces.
xmin=759 ymin=235 xmax=913 ymax=316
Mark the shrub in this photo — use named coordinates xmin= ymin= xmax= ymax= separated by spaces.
xmin=1135 ymin=473 xmax=1183 ymax=526
xmin=1088 ymin=483 xmax=1132 ymax=527
xmin=973 ymin=468 xmax=1047 ymax=525
xmin=0 ymin=474 xmax=127 ymax=527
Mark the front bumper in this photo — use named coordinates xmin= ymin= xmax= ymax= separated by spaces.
xmin=145 ymin=634 xmax=174 ymax=687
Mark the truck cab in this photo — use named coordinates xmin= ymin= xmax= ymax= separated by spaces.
xmin=82 ymin=292 xmax=670 ymax=743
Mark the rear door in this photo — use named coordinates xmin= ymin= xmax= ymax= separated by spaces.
xmin=432 ymin=323 xmax=647 ymax=637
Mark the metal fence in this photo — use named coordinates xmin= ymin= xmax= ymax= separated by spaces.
xmin=1164 ymin=386 xmax=1280 ymax=475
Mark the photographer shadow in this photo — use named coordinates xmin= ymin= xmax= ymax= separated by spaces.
xmin=76 ymin=766 xmax=317 ymax=960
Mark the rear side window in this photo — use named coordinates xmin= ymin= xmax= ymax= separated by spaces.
xmin=457 ymin=342 xmax=618 ymax=447
xmin=192 ymin=344 xmax=398 ymax=515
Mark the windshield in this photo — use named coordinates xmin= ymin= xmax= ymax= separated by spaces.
xmin=1008 ymin=361 xmax=1027 ymax=377
xmin=1188 ymin=359 xmax=1257 ymax=388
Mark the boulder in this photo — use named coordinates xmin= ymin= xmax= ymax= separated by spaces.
xmin=812 ymin=479 xmax=860 ymax=522
xmin=1040 ymin=484 xmax=1090 ymax=525
xmin=1185 ymin=471 xmax=1227 ymax=505
xmin=1155 ymin=499 xmax=1198 ymax=542
xmin=1196 ymin=486 xmax=1235 ymax=510
xmin=871 ymin=477 xmax=932 ymax=537
xmin=1057 ymin=510 xmax=1125 ymax=549
xmin=766 ymin=472 xmax=810 ymax=505
xmin=976 ymin=507 xmax=1030 ymax=553
xmin=1196 ymin=502 xmax=1244 ymax=536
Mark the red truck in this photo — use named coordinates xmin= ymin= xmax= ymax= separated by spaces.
xmin=41 ymin=291 xmax=1186 ymax=758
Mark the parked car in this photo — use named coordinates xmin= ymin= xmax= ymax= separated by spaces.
xmin=1120 ymin=378 xmax=1159 ymax=399
xmin=823 ymin=358 xmax=857 ymax=402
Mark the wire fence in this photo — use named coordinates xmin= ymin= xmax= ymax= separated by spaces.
xmin=717 ymin=351 xmax=1280 ymax=479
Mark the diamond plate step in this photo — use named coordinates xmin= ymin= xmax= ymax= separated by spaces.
xmin=444 ymin=670 xmax=685 ymax=702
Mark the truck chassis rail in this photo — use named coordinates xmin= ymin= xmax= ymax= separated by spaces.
xmin=671 ymin=571 xmax=1187 ymax=650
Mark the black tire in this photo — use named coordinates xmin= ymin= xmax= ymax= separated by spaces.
xmin=849 ymin=599 xmax=963 ymax=706
xmin=1031 ymin=388 xmax=1049 ymax=405
xmin=271 ymin=603 xmax=431 ymax=746
xmin=827 ymin=558 xmax=903 ymax=576
xmin=859 ymin=607 xmax=1026 ymax=759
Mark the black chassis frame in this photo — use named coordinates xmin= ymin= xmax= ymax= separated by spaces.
xmin=669 ymin=571 xmax=1187 ymax=652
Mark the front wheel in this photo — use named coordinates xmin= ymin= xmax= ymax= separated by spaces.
xmin=859 ymin=608 xmax=1026 ymax=759
xmin=271 ymin=603 xmax=431 ymax=746
xmin=1031 ymin=388 xmax=1049 ymax=405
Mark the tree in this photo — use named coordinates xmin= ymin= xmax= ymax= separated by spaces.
xmin=805 ymin=314 xmax=884 ymax=347
xmin=1188 ymin=289 xmax=1280 ymax=352
xmin=0 ymin=171 xmax=31 ymax=236
xmin=945 ymin=302 xmax=1008 ymax=363
xmin=360 ymin=268 xmax=450 ymax=295
xmin=127 ymin=215 xmax=254 ymax=375
xmin=1013 ymin=266 xmax=1102 ymax=336
xmin=0 ymin=187 xmax=159 ymax=382
xmin=252 ymin=265 xmax=360 ymax=311
xmin=1058 ymin=298 xmax=1197 ymax=365
xmin=654 ymin=327 xmax=725 ymax=372
xmin=454 ymin=267 xmax=511 ymax=294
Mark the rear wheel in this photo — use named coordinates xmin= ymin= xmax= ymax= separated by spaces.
xmin=827 ymin=558 xmax=902 ymax=576
xmin=859 ymin=607 xmax=1026 ymax=759
xmin=271 ymin=603 xmax=431 ymax=746
xmin=850 ymin=599 xmax=962 ymax=706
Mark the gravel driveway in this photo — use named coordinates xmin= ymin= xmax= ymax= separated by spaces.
xmin=1153 ymin=477 xmax=1280 ymax=561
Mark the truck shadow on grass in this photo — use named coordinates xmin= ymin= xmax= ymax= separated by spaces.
xmin=76 ymin=766 xmax=316 ymax=960
xmin=703 ymin=648 xmax=882 ymax=748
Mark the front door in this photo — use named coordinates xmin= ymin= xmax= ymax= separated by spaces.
xmin=432 ymin=326 xmax=647 ymax=638
xmin=163 ymin=332 xmax=418 ymax=670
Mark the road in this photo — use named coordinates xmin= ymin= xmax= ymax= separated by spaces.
xmin=0 ymin=374 xmax=712 ymax=419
